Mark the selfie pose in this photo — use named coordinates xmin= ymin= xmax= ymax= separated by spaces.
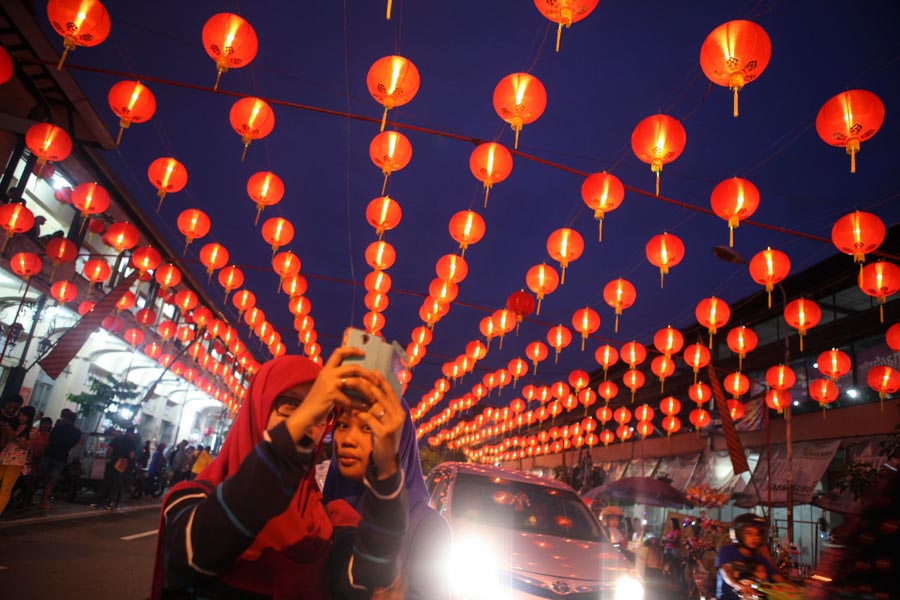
xmin=152 ymin=349 xmax=409 ymax=599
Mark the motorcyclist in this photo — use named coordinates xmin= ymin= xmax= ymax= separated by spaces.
xmin=715 ymin=513 xmax=784 ymax=599
xmin=599 ymin=505 xmax=626 ymax=544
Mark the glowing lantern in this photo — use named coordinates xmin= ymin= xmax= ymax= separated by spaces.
xmin=366 ymin=196 xmax=402 ymax=238
xmin=616 ymin=424 xmax=632 ymax=443
xmin=107 ymin=80 xmax=156 ymax=145
xmin=155 ymin=263 xmax=182 ymax=292
xmin=858 ymin=261 xmax=900 ymax=323
xmin=645 ymin=232 xmax=685 ymax=288
xmin=546 ymin=228 xmax=583 ymax=284
xmin=82 ymin=258 xmax=110 ymax=286
xmin=469 ymin=142 xmax=513 ymax=207
xmin=367 ymin=55 xmax=420 ymax=131
xmin=547 ymin=325 xmax=572 ymax=362
xmin=887 ymin=324 xmax=900 ymax=352
xmin=288 ymin=296 xmax=312 ymax=317
xmin=765 ymin=390 xmax=790 ymax=413
xmin=568 ymin=370 xmax=589 ymax=393
xmin=525 ymin=263 xmax=559 ymax=315
xmin=0 ymin=203 xmax=33 ymax=251
xmin=51 ymin=280 xmax=77 ymax=304
xmin=508 ymin=358 xmax=528 ymax=386
xmin=218 ymin=265 xmax=244 ymax=300
xmin=696 ymin=296 xmax=731 ymax=348
xmin=683 ymin=343 xmax=711 ymax=383
xmin=370 ymin=131 xmax=413 ymax=195
xmin=597 ymin=381 xmax=618 ymax=405
xmin=613 ymin=407 xmax=632 ymax=426
xmin=631 ymin=114 xmax=687 ymax=196
xmin=436 ymin=254 xmax=468 ymax=284
xmin=491 ymin=309 xmax=516 ymax=347
xmin=365 ymin=292 xmax=389 ymax=313
xmin=726 ymin=326 xmax=758 ymax=370
xmin=623 ymin=369 xmax=645 ymax=402
xmin=579 ymin=173 xmax=626 ymax=243
xmin=199 ymin=243 xmax=229 ymax=279
xmin=867 ymin=366 xmax=900 ymax=408
xmin=636 ymin=421 xmax=654 ymax=438
xmin=600 ymin=429 xmax=615 ymax=446
xmin=272 ymin=251 xmax=301 ymax=285
xmin=571 ymin=307 xmax=600 ymax=350
xmin=809 ymin=378 xmax=839 ymax=415
xmin=601 ymin=277 xmax=636 ymax=333
xmin=816 ymin=89 xmax=885 ymax=173
xmin=241 ymin=172 xmax=285 ymax=226
xmin=749 ymin=247 xmax=791 ymax=308
xmin=77 ymin=301 xmax=95 ymax=316
xmin=45 ymin=237 xmax=77 ymax=271
xmin=176 ymin=326 xmax=194 ymax=344
xmin=765 ymin=365 xmax=796 ymax=391
xmin=688 ymin=382 xmax=712 ymax=406
xmin=533 ymin=0 xmax=599 ymax=52
xmin=25 ymin=123 xmax=72 ymax=167
xmin=595 ymin=405 xmax=613 ymax=425
xmin=710 ymin=177 xmax=760 ymax=247
xmin=724 ymin=372 xmax=750 ymax=400
xmin=261 ymin=217 xmax=294 ymax=253
xmin=727 ymin=400 xmax=745 ymax=421
xmin=47 ymin=0 xmax=110 ymax=70
xmin=10 ymin=252 xmax=42 ymax=279
xmin=505 ymin=290 xmax=535 ymax=334
xmin=699 ymin=20 xmax=771 ymax=117
xmin=783 ymin=298 xmax=821 ymax=352
xmin=130 ymin=246 xmax=161 ymax=277
xmin=660 ymin=396 xmax=681 ymax=417
xmin=651 ymin=355 xmax=675 ymax=391
xmin=662 ymin=415 xmax=681 ymax=437
xmin=175 ymin=289 xmax=199 ymax=314
xmin=230 ymin=97 xmax=274 ymax=161
xmin=525 ymin=341 xmax=548 ymax=374
xmin=135 ymin=308 xmax=156 ymax=327
xmin=493 ymin=72 xmax=547 ymax=150
xmin=115 ymin=291 xmax=136 ymax=313
xmin=72 ymin=182 xmax=110 ymax=219
xmin=202 ymin=13 xmax=257 ymax=90
xmin=654 ymin=326 xmax=684 ymax=357
xmin=578 ymin=389 xmax=597 ymax=415
xmin=103 ymin=222 xmax=139 ymax=252
xmin=594 ymin=345 xmax=618 ymax=380
xmin=690 ymin=408 xmax=711 ymax=429
xmin=817 ymin=348 xmax=851 ymax=382
xmin=0 ymin=46 xmax=12 ymax=85
xmin=448 ymin=210 xmax=486 ymax=256
xmin=831 ymin=211 xmax=886 ymax=266
xmin=364 ymin=311 xmax=385 ymax=335
xmin=466 ymin=340 xmax=488 ymax=362
xmin=366 ymin=270 xmax=392 ymax=294
xmin=635 ymin=404 xmax=655 ymax=423
xmin=282 ymin=274 xmax=308 ymax=297
xmin=620 ymin=341 xmax=647 ymax=368
xmin=177 ymin=209 xmax=210 ymax=252
xmin=123 ymin=328 xmax=144 ymax=348
xmin=146 ymin=157 xmax=188 ymax=211
xmin=365 ymin=240 xmax=396 ymax=270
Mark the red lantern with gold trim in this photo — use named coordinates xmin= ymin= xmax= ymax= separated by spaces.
xmin=749 ymin=247 xmax=791 ymax=308
xmin=177 ymin=209 xmax=210 ymax=253
xmin=581 ymin=172 xmax=624 ymax=241
xmin=218 ymin=265 xmax=244 ymax=300
xmin=832 ymin=211 xmax=885 ymax=265
xmin=571 ymin=307 xmax=599 ymax=351
xmin=700 ymin=20 xmax=771 ymax=117
xmin=602 ymin=278 xmax=636 ymax=333
xmin=525 ymin=341 xmax=548 ymax=374
xmin=631 ymin=114 xmax=687 ymax=196
xmin=199 ymin=243 xmax=229 ymax=279
xmin=765 ymin=389 xmax=790 ymax=413
xmin=367 ymin=55 xmax=420 ymax=131
xmin=620 ymin=341 xmax=647 ymax=369
xmin=261 ymin=217 xmax=294 ymax=253
xmin=867 ymin=366 xmax=900 ymax=408
xmin=710 ymin=177 xmax=760 ymax=247
xmin=365 ymin=240 xmax=396 ymax=271
xmin=436 ymin=254 xmax=468 ymax=284
xmin=155 ymin=263 xmax=182 ymax=292
xmin=148 ymin=157 xmax=188 ymax=211
xmin=766 ymin=364 xmax=796 ymax=391
xmin=47 ymin=0 xmax=110 ymax=70
xmin=816 ymin=89 xmax=885 ymax=173
xmin=726 ymin=325 xmax=758 ymax=370
xmin=448 ymin=210 xmax=485 ymax=256
xmin=533 ymin=0 xmax=599 ymax=52
xmin=646 ymin=232 xmax=684 ymax=288
xmin=525 ymin=263 xmax=559 ymax=315
xmin=623 ymin=369 xmax=645 ymax=403
xmin=809 ymin=378 xmax=839 ymax=415
xmin=493 ymin=72 xmax=547 ymax=149
xmin=0 ymin=203 xmax=33 ymax=251
xmin=103 ymin=222 xmax=139 ymax=253
xmin=366 ymin=196 xmax=402 ymax=238
xmin=11 ymin=252 xmax=42 ymax=279
xmin=25 ymin=123 xmax=72 ymax=167
xmin=546 ymin=228 xmax=583 ymax=285
xmin=683 ymin=343 xmax=711 ymax=383
xmin=230 ymin=97 xmax=274 ymax=161
xmin=72 ymin=182 xmax=110 ymax=219
xmin=108 ymin=80 xmax=156 ymax=145
xmin=817 ymin=348 xmax=851 ymax=382
xmin=370 ymin=131 xmax=412 ymax=195
xmin=696 ymin=296 xmax=731 ymax=348
xmin=858 ymin=261 xmax=900 ymax=323
xmin=594 ymin=344 xmax=618 ymax=380
xmin=784 ymin=298 xmax=821 ymax=352
xmin=690 ymin=408 xmax=711 ymax=429
xmin=469 ymin=142 xmax=513 ymax=207
xmin=202 ymin=13 xmax=258 ymax=90
xmin=51 ymin=280 xmax=77 ymax=305
xmin=547 ymin=325 xmax=572 ymax=362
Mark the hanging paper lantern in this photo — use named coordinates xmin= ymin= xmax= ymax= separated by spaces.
xmin=601 ymin=277 xmax=636 ymax=333
xmin=176 ymin=208 xmax=210 ymax=253
xmin=546 ymin=228 xmax=583 ymax=284
xmin=749 ymin=247 xmax=791 ymax=308
xmin=653 ymin=325 xmax=684 ymax=357
xmin=367 ymin=55 xmax=420 ymax=131
xmin=710 ymin=177 xmax=760 ymax=247
xmin=724 ymin=372 xmax=750 ymax=400
xmin=202 ymin=13 xmax=258 ymax=90
xmin=135 ymin=308 xmax=157 ymax=327
xmin=525 ymin=340 xmax=548 ymax=374
xmin=364 ymin=311 xmax=385 ymax=335
xmin=726 ymin=325 xmax=758 ymax=370
xmin=765 ymin=389 xmax=790 ymax=413
xmin=370 ymin=131 xmax=413 ymax=195
xmin=508 ymin=358 xmax=528 ymax=387
xmin=599 ymin=429 xmax=615 ymax=446
xmin=365 ymin=291 xmax=389 ymax=313
xmin=103 ymin=222 xmax=139 ymax=252
xmin=199 ymin=243 xmax=229 ymax=277
xmin=25 ymin=123 xmax=72 ymax=167
xmin=623 ymin=369 xmax=645 ymax=402
xmin=831 ymin=211 xmax=885 ymax=265
xmin=634 ymin=404 xmax=655 ymax=423
xmin=50 ymin=280 xmax=77 ymax=304
xmin=595 ymin=405 xmax=613 ymax=426
xmin=783 ymin=298 xmax=821 ymax=352
xmin=726 ymin=399 xmax=745 ymax=421
xmin=533 ymin=0 xmax=599 ymax=52
xmin=620 ymin=340 xmax=647 ymax=368
xmin=660 ymin=396 xmax=681 ymax=416
xmin=690 ymin=408 xmax=711 ymax=429
xmin=765 ymin=364 xmax=796 ymax=391
xmin=699 ymin=20 xmax=771 ymax=117
xmin=696 ymin=296 xmax=731 ymax=347
xmin=175 ymin=289 xmax=199 ymax=314
xmin=147 ymin=157 xmax=188 ymax=211
xmin=809 ymin=378 xmax=839 ymax=413
xmin=261 ymin=217 xmax=294 ymax=253
xmin=448 ymin=210 xmax=486 ymax=256
xmin=568 ymin=370 xmax=590 ymax=393
xmin=242 ymin=171 xmax=286 ymax=226
xmin=645 ymin=232 xmax=685 ymax=288
xmin=817 ymin=348 xmax=851 ymax=382
xmin=107 ymin=80 xmax=156 ymax=145
xmin=594 ymin=345 xmax=618 ymax=378
xmin=597 ymin=381 xmax=618 ymax=405
xmin=77 ymin=301 xmax=95 ymax=316
xmin=816 ymin=89 xmax=885 ymax=173
xmin=45 ymin=237 xmax=77 ymax=269
xmin=288 ymin=295 xmax=312 ymax=317
xmin=282 ymin=274 xmax=308 ymax=297
xmin=130 ymin=246 xmax=161 ymax=277
xmin=635 ymin=421 xmax=654 ymax=438
xmin=0 ymin=45 xmax=12 ymax=85
xmin=571 ymin=307 xmax=600 ymax=350
xmin=493 ymin=72 xmax=547 ymax=150
xmin=867 ymin=365 xmax=900 ymax=407
xmin=887 ymin=324 xmax=900 ymax=352
xmin=547 ymin=325 xmax=572 ymax=362
xmin=72 ymin=182 xmax=110 ymax=219
xmin=683 ymin=343 xmax=711 ymax=382
xmin=506 ymin=289 xmax=535 ymax=333
xmin=366 ymin=196 xmax=402 ymax=238
xmin=229 ymin=97 xmax=275 ymax=161
xmin=82 ymin=258 xmax=110 ymax=285
xmin=525 ymin=263 xmax=559 ymax=315
xmin=10 ymin=252 xmax=42 ymax=279
xmin=87 ymin=218 xmax=105 ymax=238
xmin=436 ymin=254 xmax=468 ymax=284
xmin=469 ymin=142 xmax=513 ymax=207
xmin=115 ymin=291 xmax=136 ymax=313
xmin=858 ymin=261 xmax=900 ymax=323
xmin=613 ymin=406 xmax=632 ymax=426
xmin=365 ymin=240 xmax=396 ymax=270
xmin=631 ymin=114 xmax=687 ymax=196
xmin=581 ymin=172 xmax=624 ymax=241
xmin=272 ymin=251 xmax=301 ymax=285
xmin=0 ymin=203 xmax=34 ymax=251
xmin=155 ymin=263 xmax=182 ymax=292
xmin=688 ymin=382 xmax=712 ymax=406
xmin=651 ymin=355 xmax=676 ymax=391
xmin=47 ymin=0 xmax=110 ymax=70
xmin=661 ymin=415 xmax=681 ymax=437
xmin=123 ymin=328 xmax=144 ymax=348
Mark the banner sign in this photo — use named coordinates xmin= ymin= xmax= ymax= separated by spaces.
xmin=735 ymin=440 xmax=840 ymax=507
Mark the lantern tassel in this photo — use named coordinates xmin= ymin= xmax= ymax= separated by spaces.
xmin=581 ymin=337 xmax=586 ymax=352
xmin=56 ymin=47 xmax=70 ymax=71
xmin=560 ymin=265 xmax=566 ymax=285
xmin=822 ymin=406 xmax=826 ymax=419
xmin=386 ymin=0 xmax=392 ymax=19
xmin=598 ymin=218 xmax=603 ymax=242
xmin=255 ymin=207 xmax=263 ymax=226
xmin=800 ymin=335 xmax=804 ymax=352
xmin=767 ymin=291 xmax=772 ymax=309
xmin=0 ymin=233 xmax=8 ymax=253
xmin=536 ymin=296 xmax=542 ymax=315
xmin=655 ymin=172 xmax=660 ymax=196
xmin=213 ymin=68 xmax=224 ymax=92
xmin=380 ymin=108 xmax=388 ymax=133
xmin=614 ymin=314 xmax=619 ymax=333
xmin=555 ymin=23 xmax=562 ymax=53
xmin=729 ymin=226 xmax=734 ymax=248
xmin=880 ymin=304 xmax=884 ymax=323
xmin=241 ymin=143 xmax=250 ymax=163
xmin=733 ymin=88 xmax=739 ymax=118
xmin=156 ymin=191 xmax=167 ymax=213
xmin=659 ymin=270 xmax=664 ymax=289
xmin=850 ymin=148 xmax=856 ymax=174
xmin=382 ymin=174 xmax=389 ymax=196
xmin=514 ymin=127 xmax=521 ymax=150
xmin=224 ymin=289 xmax=231 ymax=302
xmin=483 ymin=187 xmax=490 ymax=208
xmin=116 ymin=128 xmax=125 ymax=146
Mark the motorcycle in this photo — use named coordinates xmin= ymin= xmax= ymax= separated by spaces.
xmin=130 ymin=468 xmax=168 ymax=499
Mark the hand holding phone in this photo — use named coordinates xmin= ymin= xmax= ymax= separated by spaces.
xmin=340 ymin=327 xmax=407 ymax=408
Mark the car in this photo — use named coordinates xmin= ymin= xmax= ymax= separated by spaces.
xmin=426 ymin=462 xmax=644 ymax=600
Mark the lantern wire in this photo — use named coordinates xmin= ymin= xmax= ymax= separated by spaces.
xmin=342 ymin=0 xmax=358 ymax=327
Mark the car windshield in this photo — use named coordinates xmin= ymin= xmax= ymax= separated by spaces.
xmin=449 ymin=473 xmax=604 ymax=542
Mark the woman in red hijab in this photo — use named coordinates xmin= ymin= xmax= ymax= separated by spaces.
xmin=152 ymin=347 xmax=408 ymax=599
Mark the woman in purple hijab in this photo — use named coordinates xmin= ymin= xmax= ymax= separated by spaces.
xmin=323 ymin=400 xmax=451 ymax=599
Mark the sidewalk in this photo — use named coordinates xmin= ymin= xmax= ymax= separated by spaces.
xmin=0 ymin=494 xmax=161 ymax=529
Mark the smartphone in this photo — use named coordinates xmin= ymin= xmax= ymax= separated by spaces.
xmin=341 ymin=327 xmax=408 ymax=407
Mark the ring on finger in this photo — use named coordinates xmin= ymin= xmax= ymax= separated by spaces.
xmin=376 ymin=408 xmax=386 ymax=420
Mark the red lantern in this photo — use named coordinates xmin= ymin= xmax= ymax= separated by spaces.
xmin=662 ymin=415 xmax=681 ymax=437
xmin=816 ymin=89 xmax=885 ymax=173
xmin=130 ymin=246 xmax=161 ymax=277
xmin=155 ymin=263 xmax=182 ymax=292
xmin=45 ymin=237 xmax=77 ymax=269
xmin=683 ymin=343 xmax=711 ymax=383
xmin=506 ymin=289 xmax=535 ymax=333
xmin=147 ymin=157 xmax=188 ymax=210
xmin=595 ymin=405 xmax=613 ymax=425
xmin=645 ymin=232 xmax=685 ymax=288
xmin=202 ymin=13 xmax=258 ymax=90
xmin=581 ymin=172 xmax=624 ymax=241
xmin=547 ymin=325 xmax=572 ymax=362
xmin=710 ymin=177 xmax=760 ymax=247
xmin=242 ymin=171 xmax=286 ymax=226
xmin=858 ymin=261 xmax=900 ymax=323
xmin=25 ymin=123 xmax=72 ymax=166
xmin=700 ymin=20 xmax=771 ymax=117
xmin=469 ymin=142 xmax=513 ymax=207
xmin=0 ymin=203 xmax=33 ymax=251
xmin=365 ymin=240 xmax=396 ymax=271
xmin=602 ymin=277 xmax=636 ymax=333
xmin=366 ymin=196 xmax=402 ymax=238
xmin=365 ymin=292 xmax=389 ymax=313
xmin=784 ymin=298 xmax=821 ymax=352
xmin=594 ymin=345 xmax=618 ymax=379
xmin=82 ymin=258 xmax=110 ymax=285
xmin=690 ymin=408 xmax=711 ymax=429
xmin=47 ymin=0 xmax=110 ymax=70
xmin=546 ymin=228 xmax=584 ymax=284
xmin=765 ymin=389 xmax=790 ymax=413
xmin=282 ymin=274 xmax=308 ymax=297
xmin=727 ymin=399 xmax=745 ymax=421
xmin=651 ymin=356 xmax=675 ymax=391
xmin=653 ymin=326 xmax=684 ymax=356
xmin=817 ymin=348 xmax=851 ymax=382
xmin=261 ymin=217 xmax=294 ymax=253
xmin=620 ymin=341 xmax=647 ymax=368
xmin=370 ymin=131 xmax=413 ymax=195
xmin=571 ymin=307 xmax=600 ymax=350
xmin=688 ymin=382 xmax=712 ymax=406
xmin=448 ymin=210 xmax=486 ymax=256
xmin=597 ymin=381 xmax=618 ymax=405
xmin=364 ymin=311 xmax=385 ymax=335
xmin=51 ymin=280 xmax=77 ymax=304
xmin=177 ymin=209 xmax=210 ymax=252
xmin=78 ymin=301 xmax=95 ymax=316
xmin=272 ymin=251 xmax=301 ymax=284
xmin=107 ymin=80 xmax=156 ymax=145
xmin=367 ymin=55 xmax=420 ymax=131
xmin=508 ymin=358 xmax=528 ymax=387
xmin=288 ymin=295 xmax=312 ymax=317
xmin=230 ymin=97 xmax=275 ymax=161
xmin=696 ymin=297 xmax=731 ymax=347
xmin=493 ymin=72 xmax=547 ymax=149
xmin=749 ymin=247 xmax=791 ymax=308
xmin=436 ymin=254 xmax=468 ymax=284
xmin=115 ymin=291 xmax=136 ymax=313
xmin=631 ymin=114 xmax=687 ymax=195
xmin=636 ymin=421 xmax=654 ymax=439
xmin=175 ymin=289 xmax=199 ymax=314
xmin=809 ymin=378 xmax=839 ymax=414
xmin=72 ymin=182 xmax=110 ymax=218
xmin=887 ymin=324 xmax=900 ymax=352
xmin=613 ymin=406 xmax=632 ymax=426
xmin=218 ymin=265 xmax=244 ymax=300
xmin=726 ymin=326 xmax=758 ymax=370
xmin=525 ymin=263 xmax=559 ymax=315
xmin=103 ymin=221 xmax=140 ymax=252
xmin=766 ymin=365 xmax=796 ymax=391
xmin=832 ymin=211 xmax=886 ymax=265
xmin=10 ymin=252 xmax=42 ymax=279
xmin=525 ymin=341 xmax=548 ymax=374
xmin=724 ymin=372 xmax=750 ymax=400
xmin=135 ymin=308 xmax=156 ymax=327
xmin=623 ymin=369 xmax=645 ymax=402
xmin=123 ymin=328 xmax=144 ymax=348
xmin=660 ymin=396 xmax=681 ymax=416
xmin=867 ymin=365 xmax=900 ymax=407
xmin=199 ymin=243 xmax=229 ymax=278
xmin=0 ymin=45 xmax=12 ymax=85
xmin=635 ymin=404 xmax=655 ymax=423
xmin=600 ymin=429 xmax=615 ymax=446
xmin=533 ymin=0 xmax=599 ymax=52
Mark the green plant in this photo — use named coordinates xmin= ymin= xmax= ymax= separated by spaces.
xmin=66 ymin=372 xmax=140 ymax=418
xmin=835 ymin=461 xmax=878 ymax=499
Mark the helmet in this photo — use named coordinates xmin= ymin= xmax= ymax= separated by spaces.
xmin=601 ymin=506 xmax=624 ymax=520
xmin=730 ymin=513 xmax=767 ymax=545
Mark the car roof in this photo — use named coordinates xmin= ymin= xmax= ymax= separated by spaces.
xmin=433 ymin=462 xmax=577 ymax=493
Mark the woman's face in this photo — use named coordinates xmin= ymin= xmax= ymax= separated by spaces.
xmin=332 ymin=410 xmax=372 ymax=482
xmin=266 ymin=382 xmax=333 ymax=444
xmin=18 ymin=411 xmax=29 ymax=426
xmin=40 ymin=420 xmax=51 ymax=432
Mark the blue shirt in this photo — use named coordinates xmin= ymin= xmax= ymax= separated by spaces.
xmin=715 ymin=543 xmax=778 ymax=600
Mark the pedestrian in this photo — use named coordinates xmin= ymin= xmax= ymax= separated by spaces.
xmin=323 ymin=398 xmax=453 ymax=599
xmin=0 ymin=406 xmax=35 ymax=514
xmin=189 ymin=444 xmax=212 ymax=479
xmin=715 ymin=513 xmax=784 ymax=600
xmin=93 ymin=428 xmax=137 ymax=509
xmin=0 ymin=395 xmax=24 ymax=449
xmin=136 ymin=440 xmax=151 ymax=470
xmin=179 ymin=445 xmax=195 ymax=481
xmin=37 ymin=408 xmax=81 ymax=509
xmin=151 ymin=349 xmax=409 ymax=599
xmin=167 ymin=440 xmax=188 ymax=484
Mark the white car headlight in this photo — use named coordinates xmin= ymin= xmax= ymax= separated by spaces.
xmin=615 ymin=575 xmax=644 ymax=600
xmin=448 ymin=537 xmax=509 ymax=600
